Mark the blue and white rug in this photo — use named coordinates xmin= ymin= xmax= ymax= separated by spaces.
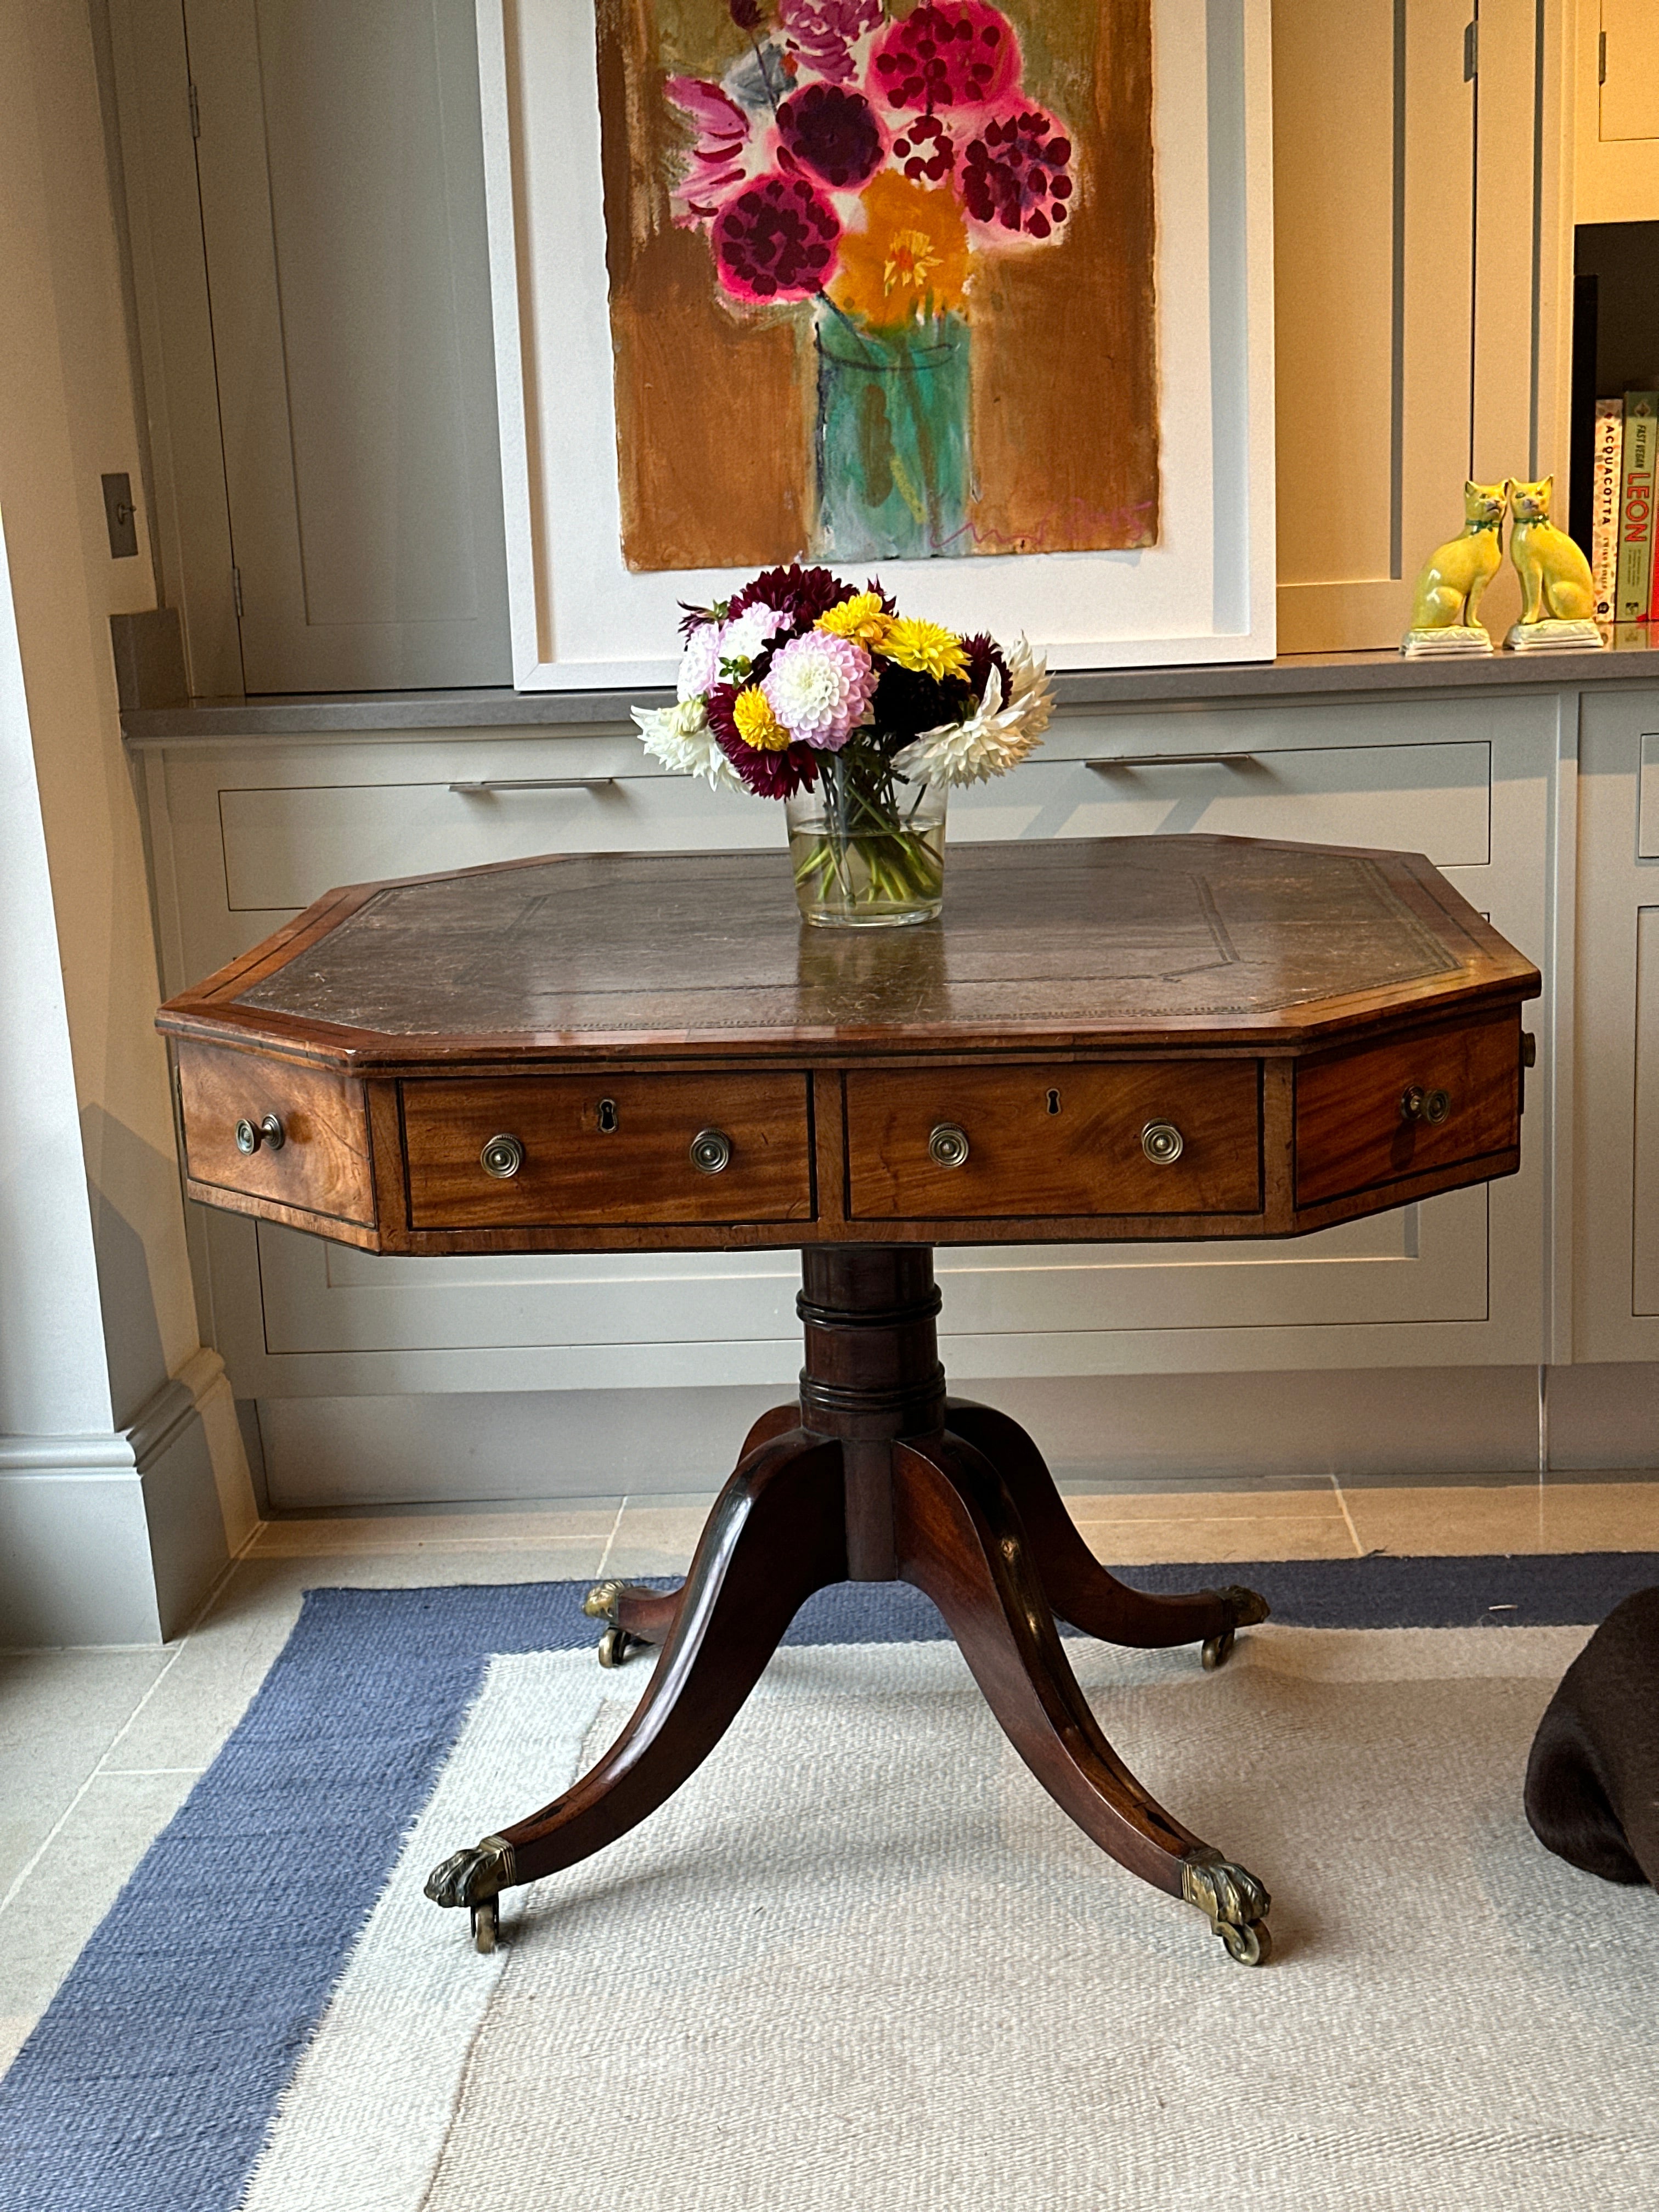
xmin=4 ymin=1558 xmax=1659 ymax=2212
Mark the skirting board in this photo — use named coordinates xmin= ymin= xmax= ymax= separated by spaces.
xmin=0 ymin=1351 xmax=256 ymax=1646
xmin=250 ymin=1363 xmax=1658 ymax=1511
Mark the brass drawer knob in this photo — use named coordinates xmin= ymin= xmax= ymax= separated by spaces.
xmin=1141 ymin=1120 xmax=1184 ymax=1165
xmin=929 ymin=1122 xmax=970 ymax=1169
xmin=690 ymin=1127 xmax=732 ymax=1174
xmin=233 ymin=1113 xmax=285 ymax=1155
xmin=1400 ymin=1086 xmax=1451 ymax=1125
xmin=480 ymin=1133 xmax=525 ymax=1179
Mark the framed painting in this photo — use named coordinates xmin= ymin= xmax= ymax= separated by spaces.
xmin=478 ymin=0 xmax=1274 ymax=688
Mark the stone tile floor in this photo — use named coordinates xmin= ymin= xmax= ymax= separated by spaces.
xmin=3 ymin=1472 xmax=1656 ymax=2070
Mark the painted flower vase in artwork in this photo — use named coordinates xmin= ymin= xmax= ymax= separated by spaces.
xmin=815 ymin=306 xmax=971 ymax=561
xmin=786 ymin=748 xmax=949 ymax=927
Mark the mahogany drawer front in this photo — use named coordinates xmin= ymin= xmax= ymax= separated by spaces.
xmin=401 ymin=1074 xmax=814 ymax=1228
xmin=1295 ymin=1009 xmax=1521 ymax=1208
xmin=178 ymin=1042 xmax=374 ymax=1227
xmin=843 ymin=1063 xmax=1262 ymax=1220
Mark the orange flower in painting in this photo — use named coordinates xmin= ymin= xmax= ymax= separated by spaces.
xmin=830 ymin=172 xmax=970 ymax=331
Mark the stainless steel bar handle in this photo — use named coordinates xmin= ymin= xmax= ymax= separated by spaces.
xmin=448 ymin=777 xmax=617 ymax=793
xmin=1085 ymin=753 xmax=1260 ymax=771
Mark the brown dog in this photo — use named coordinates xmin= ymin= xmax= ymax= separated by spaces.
xmin=1525 ymin=1587 xmax=1659 ymax=1888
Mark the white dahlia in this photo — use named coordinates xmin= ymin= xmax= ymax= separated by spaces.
xmin=631 ymin=697 xmax=740 ymax=791
xmin=761 ymin=629 xmax=877 ymax=750
xmin=716 ymin=602 xmax=790 ymax=675
xmin=676 ymin=622 xmax=725 ymax=701
xmin=898 ymin=635 xmax=1054 ymax=787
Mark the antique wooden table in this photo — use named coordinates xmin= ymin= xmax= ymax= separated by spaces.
xmin=158 ymin=836 xmax=1539 ymax=1967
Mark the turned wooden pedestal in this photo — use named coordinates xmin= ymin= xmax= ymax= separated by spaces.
xmin=423 ymin=1246 xmax=1275 ymax=1965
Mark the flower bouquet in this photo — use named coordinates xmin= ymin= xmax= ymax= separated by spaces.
xmin=633 ymin=562 xmax=1053 ymax=926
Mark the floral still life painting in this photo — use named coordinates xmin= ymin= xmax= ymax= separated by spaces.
xmin=596 ymin=0 xmax=1158 ymax=572
xmin=633 ymin=561 xmax=1054 ymax=924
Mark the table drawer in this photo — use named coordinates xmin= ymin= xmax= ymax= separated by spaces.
xmin=843 ymin=1063 xmax=1262 ymax=1220
xmin=178 ymin=1042 xmax=374 ymax=1227
xmin=402 ymin=1074 xmax=814 ymax=1228
xmin=1295 ymin=1008 xmax=1521 ymax=1207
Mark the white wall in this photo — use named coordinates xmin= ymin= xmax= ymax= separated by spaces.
xmin=0 ymin=0 xmax=253 ymax=1644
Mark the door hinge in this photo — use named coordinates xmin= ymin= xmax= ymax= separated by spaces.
xmin=1463 ymin=20 xmax=1478 ymax=81
xmin=231 ymin=564 xmax=244 ymax=619
xmin=1599 ymin=29 xmax=1608 ymax=85
xmin=188 ymin=80 xmax=201 ymax=139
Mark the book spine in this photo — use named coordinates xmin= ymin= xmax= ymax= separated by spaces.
xmin=1617 ymin=393 xmax=1658 ymax=622
xmin=1593 ymin=399 xmax=1624 ymax=623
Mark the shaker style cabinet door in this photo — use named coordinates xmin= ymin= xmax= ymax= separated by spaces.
xmin=1272 ymin=0 xmax=1566 ymax=651
xmin=184 ymin=0 xmax=511 ymax=690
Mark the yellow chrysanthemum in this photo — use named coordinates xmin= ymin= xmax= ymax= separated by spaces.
xmin=816 ymin=592 xmax=893 ymax=650
xmin=731 ymin=683 xmax=788 ymax=752
xmin=830 ymin=173 xmax=970 ymax=331
xmin=882 ymin=617 xmax=968 ymax=681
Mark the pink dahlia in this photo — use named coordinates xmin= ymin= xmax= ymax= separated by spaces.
xmin=778 ymin=0 xmax=882 ymax=87
xmin=869 ymin=3 xmax=1020 ymax=115
xmin=712 ymin=174 xmax=840 ymax=302
xmin=762 ymin=629 xmax=877 ymax=751
xmin=960 ymin=103 xmax=1074 ymax=240
xmin=777 ymin=84 xmax=885 ymax=191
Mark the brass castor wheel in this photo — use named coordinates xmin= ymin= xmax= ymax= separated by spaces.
xmin=1201 ymin=1627 xmax=1235 ymax=1671
xmin=471 ymin=1895 xmax=499 ymax=1954
xmin=1199 ymin=1583 xmax=1269 ymax=1669
xmin=1181 ymin=1848 xmax=1273 ymax=1967
xmin=585 ymin=1579 xmax=646 ymax=1667
xmin=596 ymin=1623 xmax=636 ymax=1668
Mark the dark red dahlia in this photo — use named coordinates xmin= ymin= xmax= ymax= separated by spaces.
xmin=678 ymin=597 xmax=730 ymax=642
xmin=715 ymin=725 xmax=823 ymax=799
xmin=890 ymin=113 xmax=957 ymax=187
xmin=960 ymin=631 xmax=1011 ymax=698
xmin=777 ymin=84 xmax=884 ymax=190
xmin=869 ymin=659 xmax=969 ymax=742
xmin=712 ymin=174 xmax=840 ymax=302
xmin=869 ymin=3 xmax=1019 ymax=115
xmin=960 ymin=106 xmax=1074 ymax=239
xmin=727 ymin=563 xmax=853 ymax=628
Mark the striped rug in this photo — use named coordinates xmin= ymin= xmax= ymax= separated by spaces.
xmin=3 ymin=1558 xmax=1658 ymax=2212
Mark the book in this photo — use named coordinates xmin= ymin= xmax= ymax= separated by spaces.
xmin=1616 ymin=392 xmax=1658 ymax=622
xmin=1592 ymin=398 xmax=1624 ymax=623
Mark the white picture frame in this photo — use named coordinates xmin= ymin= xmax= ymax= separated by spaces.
xmin=476 ymin=0 xmax=1276 ymax=691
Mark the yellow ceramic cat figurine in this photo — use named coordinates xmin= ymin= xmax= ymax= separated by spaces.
xmin=1401 ymin=481 xmax=1505 ymax=655
xmin=1504 ymin=476 xmax=1604 ymax=651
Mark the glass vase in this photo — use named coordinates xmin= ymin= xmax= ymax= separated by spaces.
xmin=812 ymin=305 xmax=970 ymax=561
xmin=786 ymin=750 xmax=947 ymax=928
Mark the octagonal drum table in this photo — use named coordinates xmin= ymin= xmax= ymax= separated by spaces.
xmin=158 ymin=836 xmax=1541 ymax=1966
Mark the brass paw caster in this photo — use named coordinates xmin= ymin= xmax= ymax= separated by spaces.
xmin=425 ymin=1833 xmax=516 ymax=1948
xmin=584 ymin=1579 xmax=641 ymax=1667
xmin=1199 ymin=1583 xmax=1270 ymax=1670
xmin=1181 ymin=1847 xmax=1273 ymax=1966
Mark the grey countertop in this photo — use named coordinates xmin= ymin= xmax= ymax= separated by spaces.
xmin=120 ymin=641 xmax=1659 ymax=743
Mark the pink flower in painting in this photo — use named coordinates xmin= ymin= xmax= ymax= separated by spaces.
xmin=777 ymin=0 xmax=882 ymax=87
xmin=664 ymin=78 xmax=755 ymax=227
xmin=761 ymin=629 xmax=877 ymax=750
xmin=777 ymin=84 xmax=885 ymax=191
xmin=868 ymin=3 xmax=1020 ymax=116
xmin=712 ymin=174 xmax=840 ymax=301
xmin=959 ymin=104 xmax=1074 ymax=240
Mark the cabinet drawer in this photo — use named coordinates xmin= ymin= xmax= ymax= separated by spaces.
xmin=178 ymin=1042 xmax=373 ymax=1227
xmin=402 ymin=1073 xmax=814 ymax=1228
xmin=1295 ymin=1009 xmax=1521 ymax=1207
xmin=843 ymin=1063 xmax=1261 ymax=1220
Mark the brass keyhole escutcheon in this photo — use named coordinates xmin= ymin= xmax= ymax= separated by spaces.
xmin=480 ymin=1133 xmax=525 ymax=1179
xmin=690 ymin=1128 xmax=732 ymax=1174
xmin=597 ymin=1098 xmax=619 ymax=1133
xmin=234 ymin=1113 xmax=285 ymax=1155
xmin=1141 ymin=1120 xmax=1184 ymax=1165
xmin=1400 ymin=1086 xmax=1451 ymax=1125
xmin=929 ymin=1122 xmax=970 ymax=1169
xmin=1046 ymin=1089 xmax=1061 ymax=1115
